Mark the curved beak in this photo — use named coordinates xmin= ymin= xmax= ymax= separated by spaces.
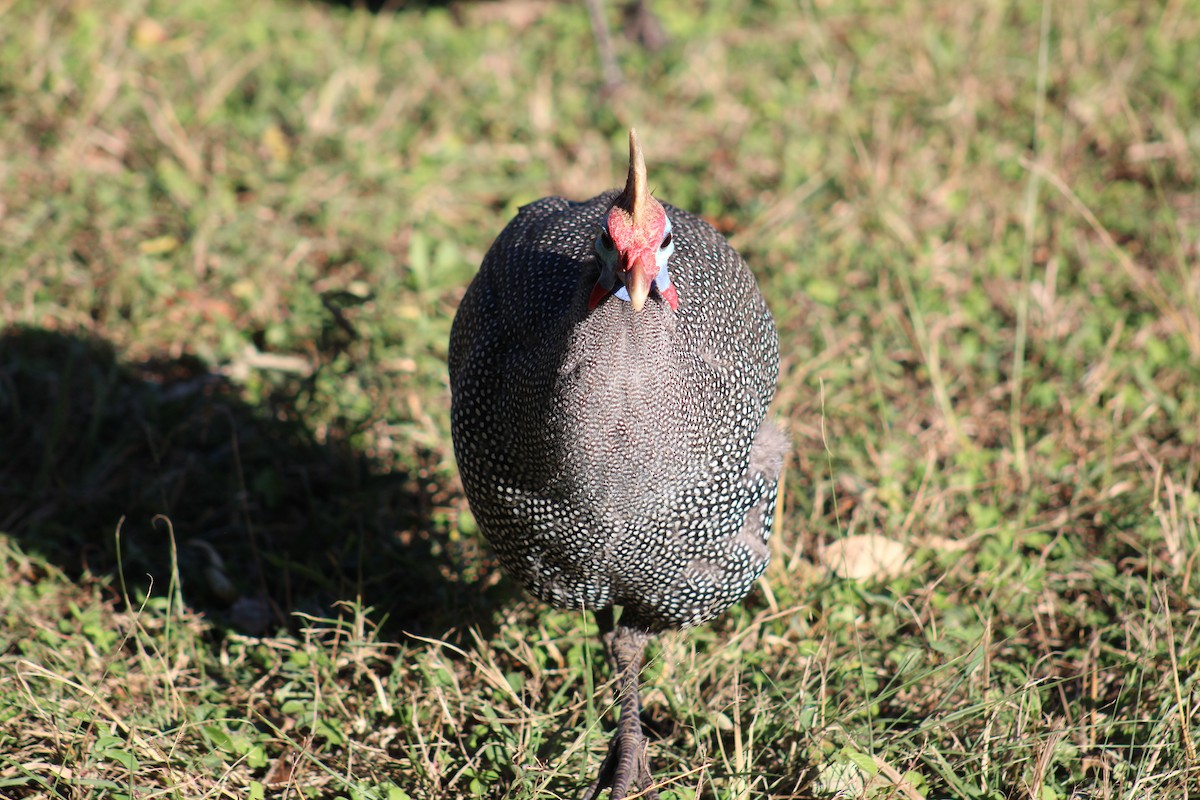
xmin=622 ymin=253 xmax=654 ymax=312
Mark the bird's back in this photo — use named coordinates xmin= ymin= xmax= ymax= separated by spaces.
xmin=450 ymin=189 xmax=785 ymax=632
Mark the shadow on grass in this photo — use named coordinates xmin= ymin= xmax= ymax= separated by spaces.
xmin=0 ymin=325 xmax=502 ymax=642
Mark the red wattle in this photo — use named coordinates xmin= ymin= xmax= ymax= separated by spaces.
xmin=661 ymin=284 xmax=679 ymax=311
xmin=587 ymin=282 xmax=611 ymax=310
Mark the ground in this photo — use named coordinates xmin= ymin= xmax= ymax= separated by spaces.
xmin=1 ymin=0 xmax=1198 ymax=797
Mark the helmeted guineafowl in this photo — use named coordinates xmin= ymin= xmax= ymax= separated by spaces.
xmin=449 ymin=129 xmax=787 ymax=799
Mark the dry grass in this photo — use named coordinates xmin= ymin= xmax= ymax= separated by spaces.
xmin=1 ymin=0 xmax=1198 ymax=796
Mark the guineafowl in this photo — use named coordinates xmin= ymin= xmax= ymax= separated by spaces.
xmin=449 ymin=129 xmax=786 ymax=799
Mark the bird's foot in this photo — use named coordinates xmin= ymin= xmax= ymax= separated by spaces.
xmin=581 ymin=725 xmax=658 ymax=800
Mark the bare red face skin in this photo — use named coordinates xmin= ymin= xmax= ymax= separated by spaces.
xmin=606 ymin=202 xmax=667 ymax=256
xmin=606 ymin=202 xmax=667 ymax=311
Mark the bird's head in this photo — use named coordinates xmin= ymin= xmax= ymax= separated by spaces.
xmin=589 ymin=129 xmax=680 ymax=313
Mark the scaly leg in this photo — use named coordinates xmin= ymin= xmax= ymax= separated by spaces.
xmin=582 ymin=610 xmax=658 ymax=800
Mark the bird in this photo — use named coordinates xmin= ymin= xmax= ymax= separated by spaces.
xmin=449 ymin=129 xmax=786 ymax=799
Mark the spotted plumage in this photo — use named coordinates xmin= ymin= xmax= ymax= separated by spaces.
xmin=448 ymin=130 xmax=786 ymax=799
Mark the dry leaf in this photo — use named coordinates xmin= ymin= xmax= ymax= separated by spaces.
xmin=821 ymin=534 xmax=909 ymax=582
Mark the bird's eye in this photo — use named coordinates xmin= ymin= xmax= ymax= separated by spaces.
xmin=599 ymin=229 xmax=614 ymax=250
xmin=660 ymin=232 xmax=673 ymax=250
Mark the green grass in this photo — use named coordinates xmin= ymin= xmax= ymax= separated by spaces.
xmin=2 ymin=0 xmax=1198 ymax=796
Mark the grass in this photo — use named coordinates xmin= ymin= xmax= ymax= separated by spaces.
xmin=1 ymin=0 xmax=1198 ymax=796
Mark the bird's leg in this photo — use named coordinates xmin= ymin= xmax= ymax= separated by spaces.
xmin=583 ymin=614 xmax=658 ymax=800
